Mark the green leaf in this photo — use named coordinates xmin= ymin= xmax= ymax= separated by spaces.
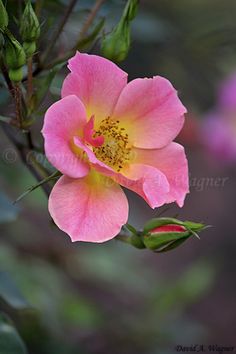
xmin=0 ymin=313 xmax=28 ymax=354
xmin=0 ymin=272 xmax=30 ymax=310
xmin=0 ymin=192 xmax=19 ymax=224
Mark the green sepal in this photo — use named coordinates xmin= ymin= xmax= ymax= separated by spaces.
xmin=130 ymin=233 xmax=146 ymax=249
xmin=143 ymin=230 xmax=191 ymax=251
xmin=3 ymin=29 xmax=26 ymax=78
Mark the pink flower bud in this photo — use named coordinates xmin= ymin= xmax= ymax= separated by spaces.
xmin=150 ymin=224 xmax=187 ymax=234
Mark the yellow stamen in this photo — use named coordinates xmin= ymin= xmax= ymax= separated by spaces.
xmin=93 ymin=117 xmax=132 ymax=172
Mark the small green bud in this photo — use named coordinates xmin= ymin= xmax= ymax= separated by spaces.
xmin=4 ymin=30 xmax=26 ymax=81
xmin=101 ymin=0 xmax=139 ymax=62
xmin=0 ymin=0 xmax=8 ymax=31
xmin=20 ymin=1 xmax=40 ymax=56
xmin=9 ymin=68 xmax=24 ymax=82
xmin=101 ymin=22 xmax=130 ymax=62
xmin=23 ymin=41 xmax=36 ymax=57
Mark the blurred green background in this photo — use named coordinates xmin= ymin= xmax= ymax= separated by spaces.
xmin=0 ymin=1 xmax=236 ymax=353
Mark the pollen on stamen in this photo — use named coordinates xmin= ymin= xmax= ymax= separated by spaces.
xmin=93 ymin=117 xmax=132 ymax=172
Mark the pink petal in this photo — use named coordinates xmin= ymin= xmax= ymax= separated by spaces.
xmin=83 ymin=115 xmax=104 ymax=147
xmin=73 ymin=137 xmax=170 ymax=209
xmin=61 ymin=52 xmax=128 ymax=125
xmin=42 ymin=95 xmax=90 ymax=178
xmin=112 ymin=76 xmax=187 ymax=149
xmin=49 ymin=174 xmax=129 ymax=243
xmin=117 ymin=164 xmax=170 ymax=209
xmin=133 ymin=142 xmax=189 ymax=207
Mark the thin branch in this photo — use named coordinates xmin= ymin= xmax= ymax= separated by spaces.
xmin=42 ymin=0 xmax=78 ymax=63
xmin=0 ymin=60 xmax=28 ymax=127
xmin=80 ymin=0 xmax=106 ymax=39
xmin=35 ymin=0 xmax=44 ymax=17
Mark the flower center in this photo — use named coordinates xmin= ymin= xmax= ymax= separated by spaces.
xmin=93 ymin=117 xmax=132 ymax=172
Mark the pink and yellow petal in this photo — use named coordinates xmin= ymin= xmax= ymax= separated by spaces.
xmin=112 ymin=76 xmax=187 ymax=149
xmin=61 ymin=52 xmax=128 ymax=125
xmin=42 ymin=95 xmax=90 ymax=178
xmin=73 ymin=137 xmax=170 ymax=208
xmin=133 ymin=142 xmax=189 ymax=207
xmin=116 ymin=164 xmax=170 ymax=208
xmin=49 ymin=173 xmax=129 ymax=243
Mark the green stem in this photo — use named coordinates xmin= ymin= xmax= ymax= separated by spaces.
xmin=115 ymin=233 xmax=131 ymax=244
xmin=14 ymin=83 xmax=23 ymax=129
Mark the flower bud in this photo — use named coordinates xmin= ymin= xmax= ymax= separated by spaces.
xmin=23 ymin=41 xmax=36 ymax=57
xmin=101 ymin=0 xmax=139 ymax=62
xmin=142 ymin=218 xmax=205 ymax=252
xmin=20 ymin=1 xmax=40 ymax=57
xmin=4 ymin=30 xmax=26 ymax=82
xmin=0 ymin=0 xmax=8 ymax=31
xmin=8 ymin=68 xmax=24 ymax=82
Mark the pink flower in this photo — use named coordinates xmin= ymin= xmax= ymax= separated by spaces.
xmin=42 ymin=52 xmax=189 ymax=243
xmin=150 ymin=225 xmax=187 ymax=234
xmin=202 ymin=73 xmax=236 ymax=163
